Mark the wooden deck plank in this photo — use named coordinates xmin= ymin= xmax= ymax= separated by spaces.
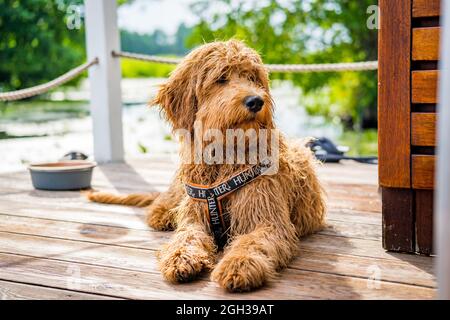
xmin=0 ymin=160 xmax=436 ymax=299
xmin=0 ymin=253 xmax=434 ymax=300
xmin=0 ymin=178 xmax=381 ymax=218
xmin=0 ymin=203 xmax=381 ymax=237
xmin=0 ymin=213 xmax=380 ymax=248
xmin=0 ymin=159 xmax=379 ymax=189
xmin=0 ymin=212 xmax=380 ymax=255
xmin=0 ymin=169 xmax=382 ymax=226
xmin=0 ymin=229 xmax=403 ymax=272
xmin=0 ymin=279 xmax=116 ymax=300
xmin=295 ymin=250 xmax=434 ymax=288
xmin=0 ymin=184 xmax=380 ymax=214
xmin=0 ymin=202 xmax=383 ymax=258
xmin=0 ymin=219 xmax=433 ymax=288
xmin=0 ymin=226 xmax=435 ymax=288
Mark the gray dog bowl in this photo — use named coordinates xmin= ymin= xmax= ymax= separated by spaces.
xmin=28 ymin=161 xmax=97 ymax=190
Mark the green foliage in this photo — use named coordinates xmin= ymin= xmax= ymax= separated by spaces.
xmin=119 ymin=23 xmax=192 ymax=79
xmin=338 ymin=129 xmax=378 ymax=156
xmin=137 ymin=142 xmax=148 ymax=154
xmin=121 ymin=24 xmax=193 ymax=56
xmin=0 ymin=0 xmax=132 ymax=92
xmin=120 ymin=58 xmax=175 ymax=78
xmin=0 ymin=100 xmax=88 ymax=123
xmin=187 ymin=0 xmax=378 ymax=127
xmin=0 ymin=0 xmax=86 ymax=91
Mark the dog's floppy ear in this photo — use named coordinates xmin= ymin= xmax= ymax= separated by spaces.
xmin=152 ymin=60 xmax=198 ymax=131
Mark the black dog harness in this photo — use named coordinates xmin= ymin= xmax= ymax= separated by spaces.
xmin=185 ymin=159 xmax=272 ymax=249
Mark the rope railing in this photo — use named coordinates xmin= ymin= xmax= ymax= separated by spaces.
xmin=112 ymin=51 xmax=181 ymax=65
xmin=113 ymin=50 xmax=378 ymax=73
xmin=0 ymin=50 xmax=378 ymax=102
xmin=0 ymin=58 xmax=99 ymax=102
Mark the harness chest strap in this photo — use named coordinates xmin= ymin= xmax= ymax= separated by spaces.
xmin=184 ymin=159 xmax=272 ymax=248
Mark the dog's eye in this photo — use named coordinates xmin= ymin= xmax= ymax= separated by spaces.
xmin=249 ymin=75 xmax=258 ymax=83
xmin=216 ymin=77 xmax=228 ymax=85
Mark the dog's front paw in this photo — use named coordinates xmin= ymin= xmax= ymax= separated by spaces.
xmin=212 ymin=254 xmax=273 ymax=292
xmin=158 ymin=246 xmax=213 ymax=283
xmin=146 ymin=206 xmax=174 ymax=231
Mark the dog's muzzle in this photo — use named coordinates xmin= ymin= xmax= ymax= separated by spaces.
xmin=184 ymin=159 xmax=272 ymax=249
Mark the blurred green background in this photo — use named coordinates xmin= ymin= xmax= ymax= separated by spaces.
xmin=0 ymin=0 xmax=378 ymax=157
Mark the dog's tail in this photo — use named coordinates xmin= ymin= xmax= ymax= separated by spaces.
xmin=87 ymin=191 xmax=160 ymax=208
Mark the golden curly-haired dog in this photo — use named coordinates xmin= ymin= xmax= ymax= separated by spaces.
xmin=88 ymin=40 xmax=326 ymax=292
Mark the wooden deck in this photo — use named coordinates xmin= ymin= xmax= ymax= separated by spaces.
xmin=0 ymin=157 xmax=436 ymax=299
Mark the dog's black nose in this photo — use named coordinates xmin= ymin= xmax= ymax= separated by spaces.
xmin=244 ymin=96 xmax=264 ymax=113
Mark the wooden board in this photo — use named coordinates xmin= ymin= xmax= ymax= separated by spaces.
xmin=0 ymin=224 xmax=434 ymax=280
xmin=0 ymin=252 xmax=434 ymax=300
xmin=412 ymin=70 xmax=439 ymax=104
xmin=412 ymin=27 xmax=440 ymax=61
xmin=381 ymin=188 xmax=414 ymax=253
xmin=0 ymin=159 xmax=436 ymax=299
xmin=378 ymin=0 xmax=412 ymax=188
xmin=381 ymin=0 xmax=438 ymax=260
xmin=415 ymin=190 xmax=434 ymax=255
xmin=0 ymin=280 xmax=116 ymax=300
xmin=412 ymin=155 xmax=436 ymax=189
xmin=411 ymin=112 xmax=437 ymax=146
xmin=412 ymin=0 xmax=441 ymax=18
xmin=0 ymin=232 xmax=436 ymax=298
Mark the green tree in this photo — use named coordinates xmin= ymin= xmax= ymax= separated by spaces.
xmin=187 ymin=0 xmax=378 ymax=128
xmin=0 ymin=0 xmax=131 ymax=92
xmin=121 ymin=24 xmax=193 ymax=56
xmin=0 ymin=0 xmax=85 ymax=91
xmin=171 ymin=23 xmax=192 ymax=55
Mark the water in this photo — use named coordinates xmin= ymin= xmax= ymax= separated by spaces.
xmin=0 ymin=79 xmax=342 ymax=173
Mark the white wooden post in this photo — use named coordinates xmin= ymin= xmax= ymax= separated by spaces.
xmin=436 ymin=0 xmax=450 ymax=300
xmin=84 ymin=0 xmax=124 ymax=163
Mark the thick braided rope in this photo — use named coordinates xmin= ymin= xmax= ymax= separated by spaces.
xmin=112 ymin=51 xmax=181 ymax=65
xmin=113 ymin=51 xmax=378 ymax=73
xmin=0 ymin=58 xmax=99 ymax=102
xmin=0 ymin=52 xmax=378 ymax=102
xmin=266 ymin=61 xmax=378 ymax=72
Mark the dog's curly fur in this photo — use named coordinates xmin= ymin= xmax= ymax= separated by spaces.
xmin=88 ymin=40 xmax=326 ymax=292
